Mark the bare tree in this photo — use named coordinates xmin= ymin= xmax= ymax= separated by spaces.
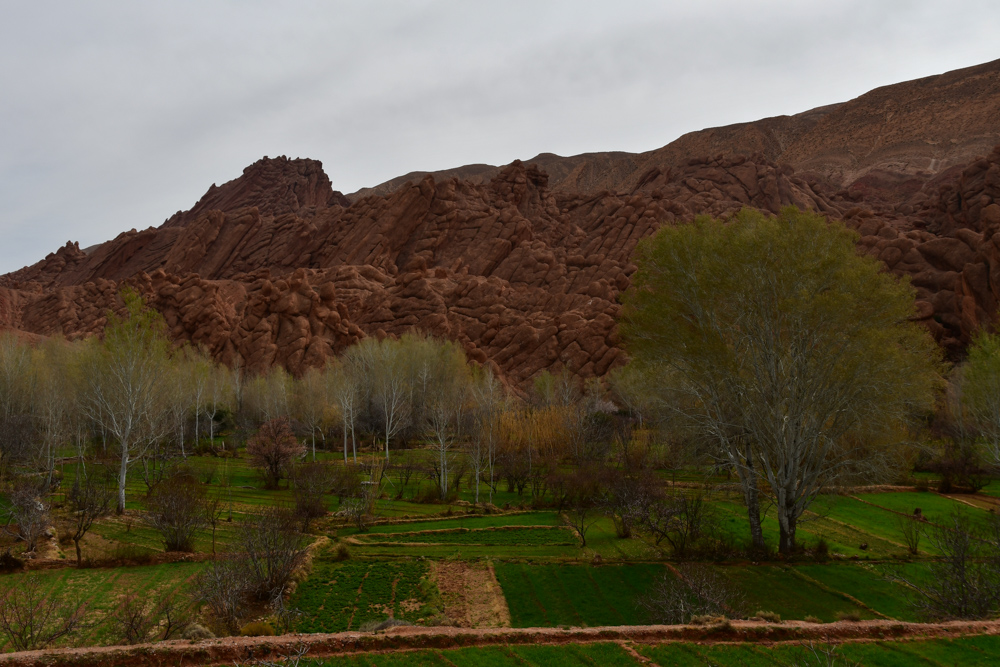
xmin=371 ymin=340 xmax=410 ymax=461
xmin=0 ymin=575 xmax=86 ymax=651
xmin=327 ymin=359 xmax=359 ymax=464
xmin=67 ymin=472 xmax=113 ymax=566
xmin=639 ymin=489 xmax=710 ymax=559
xmin=80 ymin=289 xmax=172 ymax=513
xmin=32 ymin=337 xmax=78 ymax=490
xmin=640 ymin=564 xmax=744 ymax=624
xmin=195 ymin=555 xmax=250 ymax=635
xmin=238 ymin=508 xmax=307 ymax=603
xmin=4 ymin=480 xmax=51 ymax=556
xmin=185 ymin=347 xmax=212 ymax=448
xmin=895 ymin=512 xmax=924 ymax=556
xmin=293 ymin=462 xmax=333 ymax=532
xmin=0 ymin=333 xmax=36 ymax=482
xmin=561 ymin=466 xmax=602 ymax=547
xmin=204 ymin=496 xmax=225 ymax=555
xmin=469 ymin=366 xmax=504 ymax=504
xmin=143 ymin=469 xmax=208 ymax=552
xmin=885 ymin=510 xmax=1000 ymax=620
xmin=247 ymin=418 xmax=305 ymax=489
xmin=205 ymin=361 xmax=233 ymax=446
xmin=424 ymin=340 xmax=472 ymax=499
xmin=294 ymin=367 xmax=328 ymax=462
xmin=111 ymin=588 xmax=186 ymax=645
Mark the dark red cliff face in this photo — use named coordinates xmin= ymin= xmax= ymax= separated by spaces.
xmin=2 ymin=60 xmax=999 ymax=384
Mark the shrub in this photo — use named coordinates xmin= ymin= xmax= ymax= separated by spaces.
xmin=333 ymin=543 xmax=351 ymax=562
xmin=0 ymin=548 xmax=25 ymax=573
xmin=240 ymin=621 xmax=276 ymax=637
xmin=804 ymin=615 xmax=822 ymax=623
xmin=752 ymin=610 xmax=781 ymax=622
xmin=813 ymin=538 xmax=830 ymax=562
xmin=143 ymin=469 xmax=207 ymax=552
xmin=835 ymin=611 xmax=861 ymax=622
xmin=358 ymin=618 xmax=413 ymax=632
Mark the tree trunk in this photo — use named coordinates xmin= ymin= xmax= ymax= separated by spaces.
xmin=778 ymin=502 xmax=797 ymax=555
xmin=117 ymin=450 xmax=129 ymax=514
xmin=736 ymin=443 xmax=765 ymax=553
xmin=343 ymin=422 xmax=348 ymax=464
xmin=74 ymin=538 xmax=83 ymax=567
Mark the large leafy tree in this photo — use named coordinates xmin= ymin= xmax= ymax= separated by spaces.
xmin=622 ymin=207 xmax=941 ymax=553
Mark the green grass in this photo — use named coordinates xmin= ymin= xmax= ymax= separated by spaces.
xmin=292 ymin=558 xmax=434 ymax=633
xmin=793 ymin=562 xmax=932 ymax=622
xmin=723 ymin=564 xmax=874 ymax=622
xmin=302 ymin=642 xmax=642 ymax=666
xmin=358 ymin=512 xmax=562 ymax=534
xmin=494 ymin=563 xmax=663 ymax=627
xmin=0 ymin=561 xmax=206 ymax=650
xmin=856 ymin=491 xmax=996 ymax=533
xmin=357 ymin=527 xmax=576 ymax=547
xmin=294 ymin=635 xmax=1000 ymax=667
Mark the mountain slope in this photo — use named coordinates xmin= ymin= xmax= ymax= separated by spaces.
xmin=2 ymin=59 xmax=999 ymax=385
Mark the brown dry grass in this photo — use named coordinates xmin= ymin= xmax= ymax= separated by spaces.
xmin=428 ymin=560 xmax=510 ymax=628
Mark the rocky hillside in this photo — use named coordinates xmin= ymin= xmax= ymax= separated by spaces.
xmin=1 ymin=60 xmax=999 ymax=385
xmin=353 ymin=58 xmax=1000 ymax=204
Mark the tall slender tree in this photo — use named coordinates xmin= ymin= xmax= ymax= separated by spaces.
xmin=80 ymin=288 xmax=171 ymax=513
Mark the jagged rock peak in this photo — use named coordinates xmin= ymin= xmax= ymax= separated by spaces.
xmin=162 ymin=155 xmax=350 ymax=229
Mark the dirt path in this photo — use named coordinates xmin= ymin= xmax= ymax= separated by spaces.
xmin=429 ymin=560 xmax=511 ymax=628
xmin=4 ymin=619 xmax=1000 ymax=667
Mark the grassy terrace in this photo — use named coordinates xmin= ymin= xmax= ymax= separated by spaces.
xmin=2 ymin=446 xmax=998 ymax=655
xmin=286 ymin=636 xmax=1000 ymax=666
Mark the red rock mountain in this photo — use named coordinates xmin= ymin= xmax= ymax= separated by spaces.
xmin=2 ymin=60 xmax=999 ymax=385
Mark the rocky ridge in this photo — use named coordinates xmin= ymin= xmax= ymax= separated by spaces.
xmin=2 ymin=60 xmax=999 ymax=386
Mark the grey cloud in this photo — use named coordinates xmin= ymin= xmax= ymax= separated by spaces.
xmin=0 ymin=0 xmax=997 ymax=272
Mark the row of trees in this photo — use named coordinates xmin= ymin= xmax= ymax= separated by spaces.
xmin=0 ymin=289 xmax=629 ymax=518
xmin=9 ymin=206 xmax=1000 ymax=560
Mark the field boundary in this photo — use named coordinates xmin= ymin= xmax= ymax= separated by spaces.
xmin=4 ymin=620 xmax=1000 ymax=667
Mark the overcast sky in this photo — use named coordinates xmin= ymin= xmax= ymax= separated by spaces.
xmin=0 ymin=1 xmax=997 ymax=274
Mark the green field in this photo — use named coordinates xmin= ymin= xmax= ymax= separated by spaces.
xmin=0 ymin=562 xmax=206 ymax=650
xmin=278 ymin=635 xmax=1000 ymax=666
xmin=357 ymin=527 xmax=577 ymax=546
xmin=494 ymin=563 xmax=663 ymax=627
xmin=292 ymin=559 xmax=434 ymax=633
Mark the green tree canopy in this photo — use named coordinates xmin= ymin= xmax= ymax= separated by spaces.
xmin=959 ymin=331 xmax=1000 ymax=468
xmin=622 ymin=207 xmax=941 ymax=553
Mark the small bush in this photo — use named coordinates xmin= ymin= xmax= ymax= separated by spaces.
xmin=804 ymin=615 xmax=822 ymax=623
xmin=333 ymin=543 xmax=351 ymax=562
xmin=0 ymin=549 xmax=25 ymax=573
xmin=83 ymin=544 xmax=157 ymax=568
xmin=240 ymin=621 xmax=275 ymax=637
xmin=752 ymin=610 xmax=781 ymax=623
xmin=813 ymin=538 xmax=829 ymax=561
xmin=358 ymin=618 xmax=413 ymax=633
xmin=180 ymin=623 xmax=215 ymax=640
xmin=835 ymin=611 xmax=861 ymax=622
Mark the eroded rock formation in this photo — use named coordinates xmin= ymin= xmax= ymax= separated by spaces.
xmin=2 ymin=60 xmax=999 ymax=385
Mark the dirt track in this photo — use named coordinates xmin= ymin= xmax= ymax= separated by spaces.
xmin=3 ymin=619 xmax=1000 ymax=667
